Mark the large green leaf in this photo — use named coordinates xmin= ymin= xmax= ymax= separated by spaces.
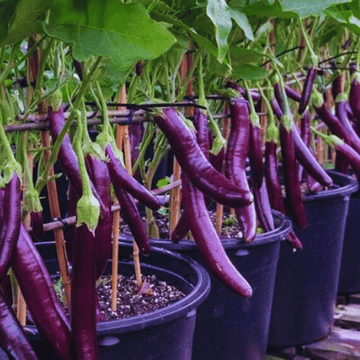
xmin=45 ymin=0 xmax=176 ymax=71
xmin=0 ymin=0 xmax=48 ymax=46
xmin=326 ymin=4 xmax=360 ymax=35
xmin=206 ymin=0 xmax=253 ymax=63
xmin=151 ymin=11 xmax=220 ymax=59
xmin=230 ymin=47 xmax=265 ymax=68
xmin=241 ymin=0 xmax=298 ymax=19
xmin=232 ymin=64 xmax=267 ymax=80
xmin=281 ymin=0 xmax=352 ymax=17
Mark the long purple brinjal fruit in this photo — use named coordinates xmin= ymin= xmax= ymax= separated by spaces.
xmin=171 ymin=107 xmax=212 ymax=243
xmin=71 ymin=224 xmax=98 ymax=360
xmin=0 ymin=172 xmax=21 ymax=283
xmin=248 ymin=120 xmax=264 ymax=190
xmin=285 ymin=86 xmax=301 ymax=103
xmin=313 ymin=93 xmax=360 ymax=155
xmin=332 ymin=74 xmax=344 ymax=101
xmin=12 ymin=225 xmax=72 ymax=360
xmin=111 ymin=182 xmax=151 ymax=256
xmin=298 ymin=111 xmax=310 ymax=182
xmin=85 ymin=155 xmax=113 ymax=279
xmin=336 ymin=93 xmax=360 ymax=149
xmin=181 ymin=172 xmax=253 ymax=298
xmin=286 ymin=229 xmax=303 ymax=250
xmin=225 ymin=81 xmax=260 ymax=102
xmin=48 ymin=105 xmax=107 ymax=215
xmin=253 ymin=177 xmax=275 ymax=232
xmin=271 ymin=94 xmax=332 ymax=188
xmin=274 ymin=83 xmax=285 ymax=113
xmin=0 ymin=190 xmax=4 ymax=234
xmin=349 ymin=72 xmax=360 ymax=121
xmin=264 ymin=141 xmax=286 ymax=214
xmin=280 ymin=124 xmax=307 ymax=228
xmin=153 ymin=107 xmax=253 ymax=208
xmin=298 ymin=66 xmax=317 ymax=114
xmin=105 ymin=144 xmax=161 ymax=210
xmin=30 ymin=211 xmax=44 ymax=241
xmin=0 ymin=289 xmax=38 ymax=360
xmin=225 ymin=98 xmax=257 ymax=242
xmin=292 ymin=126 xmax=333 ymax=187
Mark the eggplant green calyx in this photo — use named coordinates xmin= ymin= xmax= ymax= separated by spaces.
xmin=281 ymin=113 xmax=294 ymax=132
xmin=351 ymin=72 xmax=360 ymax=84
xmin=73 ymin=100 xmax=100 ymax=234
xmin=2 ymin=162 xmax=21 ymax=186
xmin=208 ymin=112 xmax=226 ymax=156
xmin=250 ymin=112 xmax=261 ymax=128
xmin=49 ymin=89 xmax=63 ymax=113
xmin=76 ymin=193 xmax=100 ymax=235
xmin=311 ymin=88 xmax=324 ymax=108
xmin=25 ymin=188 xmax=43 ymax=213
xmin=244 ymin=80 xmax=261 ymax=128
xmin=310 ymin=126 xmax=344 ymax=147
xmin=216 ymin=88 xmax=241 ymax=99
xmin=335 ymin=93 xmax=348 ymax=103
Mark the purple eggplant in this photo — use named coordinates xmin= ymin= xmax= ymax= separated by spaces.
xmin=181 ymin=172 xmax=252 ymax=297
xmin=153 ymin=107 xmax=253 ymax=208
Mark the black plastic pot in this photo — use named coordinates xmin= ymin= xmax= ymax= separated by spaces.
xmin=121 ymin=210 xmax=291 ymax=360
xmin=338 ymin=186 xmax=360 ymax=295
xmin=28 ymin=242 xmax=211 ymax=360
xmin=268 ymin=171 xmax=358 ymax=349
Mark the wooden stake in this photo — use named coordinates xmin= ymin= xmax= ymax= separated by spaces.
xmin=169 ymin=53 xmax=192 ymax=237
xmin=40 ymin=128 xmax=71 ymax=307
xmin=16 ymin=289 xmax=27 ymax=326
xmin=111 ymin=86 xmax=126 ymax=311
xmin=17 ymin=155 xmax=33 ymax=325
xmin=123 ymin=116 xmax=142 ymax=288
xmin=169 ymin=159 xmax=181 ymax=237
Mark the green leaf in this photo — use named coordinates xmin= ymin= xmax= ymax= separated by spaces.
xmin=0 ymin=0 xmax=48 ymax=46
xmin=281 ymin=0 xmax=353 ymax=17
xmin=45 ymin=0 xmax=176 ymax=71
xmin=232 ymin=64 xmax=267 ymax=80
xmin=228 ymin=7 xmax=254 ymax=41
xmin=230 ymin=47 xmax=265 ymax=67
xmin=206 ymin=0 xmax=253 ymax=62
xmin=206 ymin=0 xmax=233 ymax=62
xmin=243 ymin=0 xmax=298 ymax=19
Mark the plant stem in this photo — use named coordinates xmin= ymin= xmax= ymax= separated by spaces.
xmin=299 ymin=18 xmax=318 ymax=67
xmin=35 ymin=55 xmax=103 ymax=194
xmin=0 ymin=45 xmax=17 ymax=88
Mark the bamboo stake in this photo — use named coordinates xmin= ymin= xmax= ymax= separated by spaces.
xmin=16 ymin=290 xmax=27 ymax=326
xmin=17 ymin=154 xmax=33 ymax=325
xmin=26 ymin=180 xmax=182 ymax=234
xmin=123 ymin=127 xmax=143 ymax=287
xmin=110 ymin=86 xmax=126 ymax=311
xmin=40 ymin=129 xmax=71 ymax=307
xmin=169 ymin=54 xmax=191 ymax=237
xmin=169 ymin=160 xmax=181 ymax=237
xmin=122 ymin=94 xmax=143 ymax=288
xmin=31 ymin=34 xmax=72 ymax=307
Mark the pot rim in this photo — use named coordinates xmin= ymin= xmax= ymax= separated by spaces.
xmin=303 ymin=170 xmax=358 ymax=202
xmin=28 ymin=242 xmax=211 ymax=338
xmin=120 ymin=210 xmax=292 ymax=250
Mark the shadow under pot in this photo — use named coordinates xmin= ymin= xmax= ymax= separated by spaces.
xmin=267 ymin=171 xmax=358 ymax=350
xmin=121 ymin=210 xmax=292 ymax=360
xmin=28 ymin=242 xmax=211 ymax=360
